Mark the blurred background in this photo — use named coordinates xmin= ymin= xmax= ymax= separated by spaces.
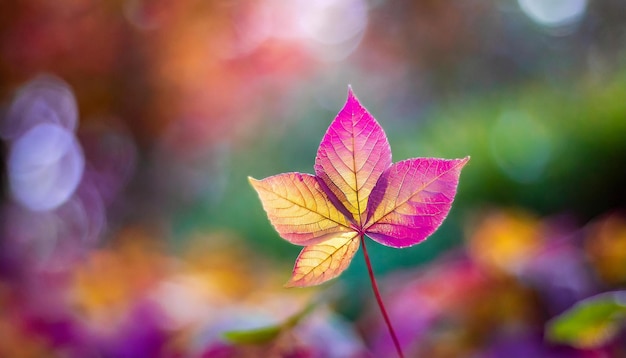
xmin=1 ymin=0 xmax=626 ymax=357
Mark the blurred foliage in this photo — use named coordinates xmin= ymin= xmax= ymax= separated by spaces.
xmin=411 ymin=72 xmax=626 ymax=219
xmin=223 ymin=301 xmax=314 ymax=344
xmin=359 ymin=210 xmax=626 ymax=357
xmin=546 ymin=291 xmax=626 ymax=349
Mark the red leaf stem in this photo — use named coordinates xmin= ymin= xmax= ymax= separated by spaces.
xmin=360 ymin=235 xmax=404 ymax=358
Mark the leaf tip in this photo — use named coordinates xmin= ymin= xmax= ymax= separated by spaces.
xmin=346 ymin=85 xmax=356 ymax=101
xmin=448 ymin=156 xmax=470 ymax=171
xmin=283 ymin=278 xmax=301 ymax=288
xmin=284 ymin=271 xmax=321 ymax=287
xmin=248 ymin=176 xmax=265 ymax=194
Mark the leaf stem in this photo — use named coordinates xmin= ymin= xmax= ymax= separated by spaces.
xmin=360 ymin=235 xmax=404 ymax=358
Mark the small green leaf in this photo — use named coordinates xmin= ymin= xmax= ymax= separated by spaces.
xmin=222 ymin=302 xmax=315 ymax=345
xmin=546 ymin=291 xmax=626 ymax=348
xmin=223 ymin=325 xmax=282 ymax=345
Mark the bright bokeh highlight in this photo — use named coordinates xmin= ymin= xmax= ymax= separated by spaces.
xmin=518 ymin=0 xmax=587 ymax=31
xmin=8 ymin=123 xmax=84 ymax=211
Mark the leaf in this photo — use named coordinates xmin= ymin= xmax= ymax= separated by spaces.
xmin=223 ymin=325 xmax=283 ymax=345
xmin=314 ymin=88 xmax=392 ymax=225
xmin=546 ymin=291 xmax=626 ymax=349
xmin=286 ymin=233 xmax=360 ymax=287
xmin=364 ymin=157 xmax=470 ymax=248
xmin=250 ymin=87 xmax=469 ymax=287
xmin=223 ymin=301 xmax=316 ymax=344
xmin=248 ymin=173 xmax=352 ymax=246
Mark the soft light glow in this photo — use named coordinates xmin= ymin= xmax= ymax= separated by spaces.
xmin=298 ymin=0 xmax=368 ymax=61
xmin=267 ymin=0 xmax=368 ymax=61
xmin=8 ymin=123 xmax=85 ymax=211
xmin=518 ymin=0 xmax=587 ymax=28
xmin=1 ymin=76 xmax=78 ymax=141
xmin=296 ymin=0 xmax=367 ymax=45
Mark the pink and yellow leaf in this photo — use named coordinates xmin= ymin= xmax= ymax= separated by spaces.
xmin=314 ymin=88 xmax=392 ymax=224
xmin=364 ymin=157 xmax=469 ymax=248
xmin=249 ymin=173 xmax=352 ymax=246
xmin=285 ymin=233 xmax=360 ymax=287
